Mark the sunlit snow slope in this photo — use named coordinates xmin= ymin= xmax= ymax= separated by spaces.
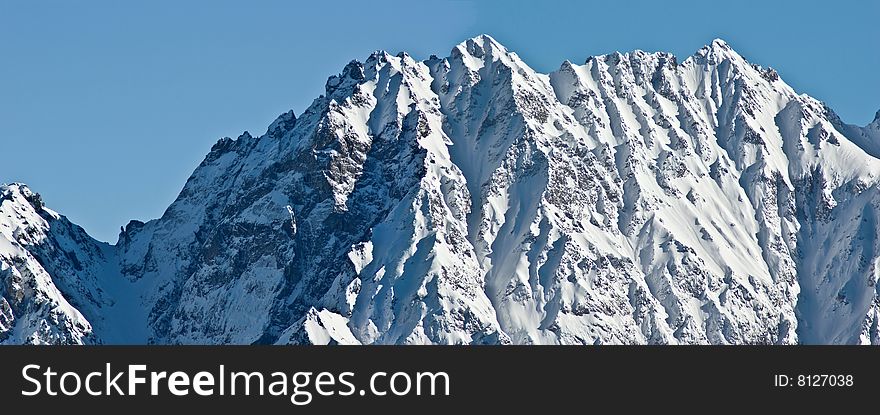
xmin=3 ymin=36 xmax=879 ymax=344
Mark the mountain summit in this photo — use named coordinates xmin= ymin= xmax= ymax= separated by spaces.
xmin=3 ymin=36 xmax=879 ymax=345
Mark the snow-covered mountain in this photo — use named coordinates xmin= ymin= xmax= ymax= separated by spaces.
xmin=3 ymin=35 xmax=879 ymax=345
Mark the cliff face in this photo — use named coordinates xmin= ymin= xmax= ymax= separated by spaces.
xmin=3 ymin=36 xmax=879 ymax=345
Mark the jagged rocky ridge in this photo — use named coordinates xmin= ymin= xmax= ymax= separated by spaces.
xmin=3 ymin=36 xmax=880 ymax=344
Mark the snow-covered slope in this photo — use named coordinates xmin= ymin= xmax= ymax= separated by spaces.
xmin=1 ymin=184 xmax=103 ymax=344
xmin=3 ymin=36 xmax=879 ymax=344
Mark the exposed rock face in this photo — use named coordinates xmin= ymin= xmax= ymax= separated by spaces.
xmin=3 ymin=36 xmax=880 ymax=344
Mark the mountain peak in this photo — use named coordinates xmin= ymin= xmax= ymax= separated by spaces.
xmin=455 ymin=34 xmax=509 ymax=60
xmin=691 ymin=37 xmax=746 ymax=66
xmin=267 ymin=109 xmax=297 ymax=139
xmin=366 ymin=49 xmax=395 ymax=65
xmin=1 ymin=182 xmax=26 ymax=195
xmin=1 ymin=183 xmax=40 ymax=210
xmin=324 ymin=59 xmax=366 ymax=97
xmin=5 ymin=36 xmax=880 ymax=346
xmin=467 ymin=34 xmax=505 ymax=49
xmin=448 ymin=33 xmax=532 ymax=78
xmin=0 ymin=183 xmax=58 ymax=223
xmin=710 ymin=38 xmax=731 ymax=49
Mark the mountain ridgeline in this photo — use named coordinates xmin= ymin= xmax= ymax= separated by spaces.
xmin=3 ymin=36 xmax=880 ymax=345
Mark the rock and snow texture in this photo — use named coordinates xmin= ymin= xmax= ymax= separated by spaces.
xmin=2 ymin=36 xmax=880 ymax=345
xmin=1 ymin=184 xmax=103 ymax=344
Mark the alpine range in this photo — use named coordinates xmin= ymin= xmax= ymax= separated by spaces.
xmin=3 ymin=35 xmax=880 ymax=345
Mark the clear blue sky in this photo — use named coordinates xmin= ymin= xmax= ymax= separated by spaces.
xmin=2 ymin=0 xmax=877 ymax=242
